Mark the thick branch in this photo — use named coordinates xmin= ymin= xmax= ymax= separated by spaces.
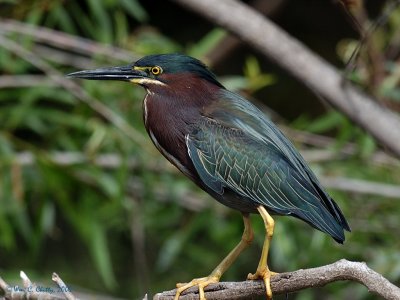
xmin=205 ymin=0 xmax=286 ymax=66
xmin=154 ymin=259 xmax=400 ymax=300
xmin=171 ymin=0 xmax=400 ymax=158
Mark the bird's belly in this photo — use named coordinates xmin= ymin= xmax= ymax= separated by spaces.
xmin=148 ymin=129 xmax=193 ymax=179
xmin=206 ymin=187 xmax=259 ymax=214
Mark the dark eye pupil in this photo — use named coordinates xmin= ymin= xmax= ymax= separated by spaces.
xmin=152 ymin=67 xmax=159 ymax=74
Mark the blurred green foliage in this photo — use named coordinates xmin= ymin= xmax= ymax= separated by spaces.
xmin=0 ymin=1 xmax=399 ymax=300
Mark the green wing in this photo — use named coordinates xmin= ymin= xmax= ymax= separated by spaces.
xmin=186 ymin=91 xmax=350 ymax=242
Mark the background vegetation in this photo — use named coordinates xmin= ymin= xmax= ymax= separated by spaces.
xmin=0 ymin=0 xmax=399 ymax=299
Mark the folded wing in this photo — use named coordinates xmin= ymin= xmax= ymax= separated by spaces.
xmin=186 ymin=90 xmax=350 ymax=243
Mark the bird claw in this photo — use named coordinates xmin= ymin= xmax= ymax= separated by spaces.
xmin=247 ymin=269 xmax=277 ymax=299
xmin=174 ymin=275 xmax=219 ymax=300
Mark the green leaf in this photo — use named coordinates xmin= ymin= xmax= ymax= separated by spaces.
xmin=220 ymin=76 xmax=248 ymax=91
xmin=188 ymin=28 xmax=227 ymax=58
xmin=45 ymin=3 xmax=77 ymax=34
xmin=119 ymin=0 xmax=148 ymax=22
xmin=38 ymin=201 xmax=55 ymax=236
xmin=88 ymin=0 xmax=113 ymax=43
xmin=156 ymin=231 xmax=186 ymax=272
xmin=88 ymin=223 xmax=117 ymax=289
xmin=243 ymin=56 xmax=276 ymax=92
xmin=358 ymin=133 xmax=376 ymax=158
xmin=306 ymin=111 xmax=344 ymax=133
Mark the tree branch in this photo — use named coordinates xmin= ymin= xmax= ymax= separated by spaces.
xmin=0 ymin=18 xmax=135 ymax=62
xmin=0 ymin=271 xmax=75 ymax=300
xmin=4 ymin=151 xmax=400 ymax=199
xmin=0 ymin=150 xmax=400 ymax=199
xmin=0 ymin=271 xmax=127 ymax=300
xmin=171 ymin=0 xmax=400 ymax=158
xmin=205 ymin=0 xmax=286 ymax=67
xmin=153 ymin=259 xmax=400 ymax=300
xmin=0 ymin=32 xmax=152 ymax=152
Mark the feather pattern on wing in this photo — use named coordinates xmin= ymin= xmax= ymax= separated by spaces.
xmin=186 ymin=90 xmax=350 ymax=243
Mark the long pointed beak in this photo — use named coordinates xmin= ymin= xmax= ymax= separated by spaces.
xmin=66 ymin=64 xmax=147 ymax=81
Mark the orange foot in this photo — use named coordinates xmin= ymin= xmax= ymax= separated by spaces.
xmin=247 ymin=269 xmax=277 ymax=299
xmin=174 ymin=275 xmax=220 ymax=300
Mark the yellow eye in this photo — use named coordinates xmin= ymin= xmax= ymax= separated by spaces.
xmin=151 ymin=66 xmax=162 ymax=75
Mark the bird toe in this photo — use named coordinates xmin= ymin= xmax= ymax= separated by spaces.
xmin=247 ymin=268 xmax=277 ymax=299
xmin=174 ymin=275 xmax=219 ymax=300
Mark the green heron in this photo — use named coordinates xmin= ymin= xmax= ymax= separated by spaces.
xmin=68 ymin=54 xmax=350 ymax=299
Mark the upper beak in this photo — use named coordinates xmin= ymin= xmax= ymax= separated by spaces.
xmin=66 ymin=64 xmax=147 ymax=81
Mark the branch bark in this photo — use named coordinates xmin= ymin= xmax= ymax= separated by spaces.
xmin=205 ymin=0 xmax=286 ymax=67
xmin=154 ymin=259 xmax=400 ymax=300
xmin=171 ymin=0 xmax=400 ymax=158
xmin=2 ymin=261 xmax=399 ymax=300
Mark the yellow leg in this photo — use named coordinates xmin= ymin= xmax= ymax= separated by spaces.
xmin=174 ymin=213 xmax=254 ymax=300
xmin=247 ymin=206 xmax=276 ymax=299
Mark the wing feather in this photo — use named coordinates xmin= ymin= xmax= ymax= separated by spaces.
xmin=187 ymin=115 xmax=348 ymax=243
xmin=207 ymin=90 xmax=350 ymax=233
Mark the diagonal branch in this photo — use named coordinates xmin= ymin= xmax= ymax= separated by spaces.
xmin=0 ymin=32 xmax=152 ymax=152
xmin=153 ymin=259 xmax=400 ymax=300
xmin=0 ymin=18 xmax=135 ymax=62
xmin=171 ymin=0 xmax=400 ymax=158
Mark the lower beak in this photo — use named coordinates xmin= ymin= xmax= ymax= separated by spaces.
xmin=66 ymin=64 xmax=147 ymax=81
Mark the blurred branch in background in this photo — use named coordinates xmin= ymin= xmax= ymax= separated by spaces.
xmin=5 ymin=151 xmax=400 ymax=199
xmin=204 ymin=0 xmax=286 ymax=67
xmin=0 ymin=18 xmax=135 ymax=64
xmin=171 ymin=0 xmax=400 ymax=157
xmin=0 ymin=30 xmax=151 ymax=150
xmin=338 ymin=0 xmax=398 ymax=96
xmin=0 ymin=75 xmax=55 ymax=88
xmin=130 ymin=196 xmax=150 ymax=296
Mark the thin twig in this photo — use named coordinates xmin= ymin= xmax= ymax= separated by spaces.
xmin=154 ymin=259 xmax=400 ymax=300
xmin=0 ymin=276 xmax=10 ymax=293
xmin=20 ymin=271 xmax=33 ymax=289
xmin=0 ymin=18 xmax=135 ymax=62
xmin=0 ymin=32 xmax=152 ymax=153
xmin=52 ymin=273 xmax=76 ymax=300
xmin=283 ymin=127 xmax=400 ymax=167
xmin=0 ymin=272 xmax=67 ymax=300
xmin=338 ymin=0 xmax=399 ymax=86
xmin=320 ymin=176 xmax=400 ymax=199
xmin=0 ymin=75 xmax=55 ymax=88
xmin=32 ymin=44 xmax=95 ymax=68
xmin=0 ymin=272 xmax=122 ymax=300
xmin=5 ymin=151 xmax=162 ymax=169
xmin=130 ymin=198 xmax=150 ymax=296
